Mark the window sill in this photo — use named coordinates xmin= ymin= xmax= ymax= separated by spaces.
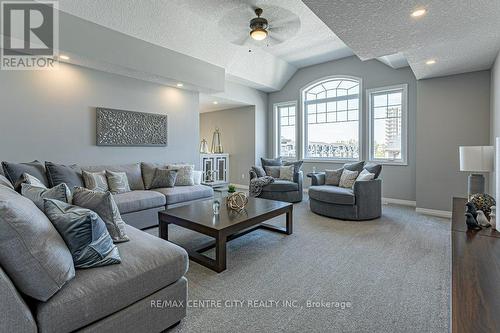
xmin=369 ymin=160 xmax=408 ymax=166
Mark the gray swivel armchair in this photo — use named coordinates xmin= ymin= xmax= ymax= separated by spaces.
xmin=249 ymin=170 xmax=303 ymax=203
xmin=308 ymin=163 xmax=382 ymax=220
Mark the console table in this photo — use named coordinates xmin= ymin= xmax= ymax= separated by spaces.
xmin=451 ymin=197 xmax=500 ymax=333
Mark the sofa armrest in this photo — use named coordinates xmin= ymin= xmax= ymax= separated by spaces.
xmin=310 ymin=172 xmax=326 ymax=186
xmin=295 ymin=171 xmax=303 ymax=193
xmin=353 ymin=179 xmax=382 ymax=217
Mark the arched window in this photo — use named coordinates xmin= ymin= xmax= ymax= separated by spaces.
xmin=302 ymin=77 xmax=361 ymax=160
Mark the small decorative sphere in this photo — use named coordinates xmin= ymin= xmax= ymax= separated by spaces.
xmin=469 ymin=193 xmax=496 ymax=219
xmin=226 ymin=192 xmax=248 ymax=211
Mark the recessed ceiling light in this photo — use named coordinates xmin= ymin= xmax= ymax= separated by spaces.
xmin=426 ymin=59 xmax=436 ymax=65
xmin=176 ymin=83 xmax=183 ymax=87
xmin=411 ymin=8 xmax=427 ymax=18
xmin=59 ymin=55 xmax=70 ymax=60
xmin=213 ymin=101 xmax=218 ymax=105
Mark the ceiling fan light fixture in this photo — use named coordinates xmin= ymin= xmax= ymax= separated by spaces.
xmin=250 ymin=28 xmax=268 ymax=41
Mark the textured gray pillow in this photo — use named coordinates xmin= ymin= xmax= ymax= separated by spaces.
xmin=283 ymin=160 xmax=303 ymax=174
xmin=82 ymin=170 xmax=109 ymax=192
xmin=44 ymin=199 xmax=121 ymax=268
xmin=279 ymin=165 xmax=294 ymax=181
xmin=21 ymin=183 xmax=72 ymax=211
xmin=45 ymin=162 xmax=83 ymax=189
xmin=0 ymin=186 xmax=75 ymax=301
xmin=106 ymin=170 xmax=131 ymax=194
xmin=17 ymin=173 xmax=48 ymax=189
xmin=325 ymin=168 xmax=343 ymax=186
xmin=0 ymin=174 xmax=13 ymax=190
xmin=343 ymin=161 xmax=365 ymax=173
xmin=141 ymin=162 xmax=167 ymax=189
xmin=264 ymin=166 xmax=281 ymax=178
xmin=339 ymin=169 xmax=359 ymax=188
xmin=261 ymin=157 xmax=282 ymax=167
xmin=150 ymin=168 xmax=177 ymax=189
xmin=251 ymin=166 xmax=266 ymax=178
xmin=2 ymin=160 xmax=49 ymax=190
xmin=73 ymin=187 xmax=129 ymax=243
xmin=168 ymin=164 xmax=194 ymax=186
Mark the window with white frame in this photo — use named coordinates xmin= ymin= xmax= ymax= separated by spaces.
xmin=275 ymin=102 xmax=297 ymax=158
xmin=368 ymin=84 xmax=408 ymax=164
xmin=303 ymin=77 xmax=360 ymax=160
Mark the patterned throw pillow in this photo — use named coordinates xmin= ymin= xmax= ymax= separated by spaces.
xmin=339 ymin=169 xmax=359 ymax=188
xmin=21 ymin=183 xmax=72 ymax=211
xmin=325 ymin=168 xmax=343 ymax=186
xmin=73 ymin=187 xmax=129 ymax=243
xmin=16 ymin=173 xmax=47 ymax=189
xmin=168 ymin=164 xmax=194 ymax=186
xmin=106 ymin=170 xmax=131 ymax=194
xmin=264 ymin=166 xmax=280 ymax=178
xmin=356 ymin=169 xmax=375 ymax=182
xmin=82 ymin=170 xmax=109 ymax=192
xmin=44 ymin=199 xmax=121 ymax=268
xmin=150 ymin=168 xmax=177 ymax=189
xmin=279 ymin=165 xmax=294 ymax=181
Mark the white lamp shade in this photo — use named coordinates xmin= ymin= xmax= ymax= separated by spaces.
xmin=459 ymin=146 xmax=494 ymax=172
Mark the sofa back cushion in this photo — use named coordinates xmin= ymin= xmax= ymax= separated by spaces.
xmin=0 ymin=185 xmax=75 ymax=301
xmin=343 ymin=161 xmax=365 ymax=173
xmin=45 ymin=162 xmax=84 ymax=189
xmin=2 ymin=161 xmax=49 ymax=190
xmin=141 ymin=162 xmax=167 ymax=190
xmin=81 ymin=163 xmax=145 ymax=190
xmin=363 ymin=163 xmax=382 ymax=179
xmin=261 ymin=157 xmax=282 ymax=167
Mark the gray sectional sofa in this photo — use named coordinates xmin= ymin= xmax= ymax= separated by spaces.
xmin=0 ymin=161 xmax=214 ymax=333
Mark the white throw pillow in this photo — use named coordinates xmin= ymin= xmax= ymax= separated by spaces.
xmin=339 ymin=169 xmax=359 ymax=188
xmin=193 ymin=170 xmax=202 ymax=185
xmin=356 ymin=169 xmax=375 ymax=182
xmin=279 ymin=165 xmax=294 ymax=181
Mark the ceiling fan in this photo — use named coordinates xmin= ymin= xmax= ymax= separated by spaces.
xmin=218 ymin=5 xmax=301 ymax=47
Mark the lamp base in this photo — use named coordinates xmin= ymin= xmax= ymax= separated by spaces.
xmin=468 ymin=173 xmax=485 ymax=198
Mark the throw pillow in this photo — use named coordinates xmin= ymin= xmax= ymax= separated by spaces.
xmin=264 ymin=166 xmax=281 ymax=178
xmin=106 ymin=170 xmax=131 ymax=194
xmin=0 ymin=186 xmax=75 ymax=301
xmin=16 ymin=172 xmax=47 ymax=189
xmin=325 ymin=168 xmax=343 ymax=186
xmin=339 ymin=169 xmax=359 ymax=188
xmin=45 ymin=162 xmax=84 ymax=189
xmin=251 ymin=166 xmax=266 ymax=178
xmin=150 ymin=168 xmax=177 ymax=189
xmin=364 ymin=163 xmax=382 ymax=179
xmin=356 ymin=169 xmax=375 ymax=182
xmin=141 ymin=162 xmax=166 ymax=190
xmin=2 ymin=160 xmax=49 ymax=191
xmin=44 ymin=199 xmax=121 ymax=268
xmin=168 ymin=164 xmax=194 ymax=186
xmin=283 ymin=160 xmax=303 ymax=174
xmin=343 ymin=161 xmax=365 ymax=173
xmin=0 ymin=174 xmax=13 ymax=190
xmin=279 ymin=165 xmax=294 ymax=181
xmin=21 ymin=183 xmax=72 ymax=211
xmin=82 ymin=170 xmax=109 ymax=192
xmin=193 ymin=170 xmax=202 ymax=185
xmin=261 ymin=157 xmax=282 ymax=167
xmin=72 ymin=187 xmax=129 ymax=243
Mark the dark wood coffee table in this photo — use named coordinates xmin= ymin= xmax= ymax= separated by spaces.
xmin=158 ymin=197 xmax=293 ymax=273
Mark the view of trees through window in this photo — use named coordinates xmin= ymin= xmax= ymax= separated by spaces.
xmin=304 ymin=78 xmax=360 ymax=159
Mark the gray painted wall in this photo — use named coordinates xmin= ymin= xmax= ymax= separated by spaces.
xmin=416 ymin=71 xmax=491 ymax=211
xmin=200 ymin=106 xmax=256 ymax=185
xmin=0 ymin=63 xmax=200 ymax=166
xmin=490 ymin=51 xmax=500 ymax=198
xmin=268 ymin=56 xmax=417 ymax=201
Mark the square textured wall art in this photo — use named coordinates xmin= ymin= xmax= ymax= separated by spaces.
xmin=96 ymin=108 xmax=168 ymax=146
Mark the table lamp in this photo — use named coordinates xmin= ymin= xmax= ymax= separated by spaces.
xmin=459 ymin=146 xmax=494 ymax=197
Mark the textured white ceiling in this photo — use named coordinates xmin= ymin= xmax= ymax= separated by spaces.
xmin=58 ymin=0 xmax=352 ymax=91
xmin=302 ymin=0 xmax=500 ymax=79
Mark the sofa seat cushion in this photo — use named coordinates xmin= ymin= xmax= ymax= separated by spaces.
xmin=153 ymin=185 xmax=213 ymax=205
xmin=262 ymin=180 xmax=298 ymax=192
xmin=113 ymin=190 xmax=166 ymax=214
xmin=308 ymin=185 xmax=355 ymax=205
xmin=34 ymin=225 xmax=188 ymax=333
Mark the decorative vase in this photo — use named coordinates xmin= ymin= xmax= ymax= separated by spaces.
xmin=200 ymin=139 xmax=209 ymax=153
xmin=211 ymin=128 xmax=223 ymax=153
xmin=212 ymin=200 xmax=220 ymax=215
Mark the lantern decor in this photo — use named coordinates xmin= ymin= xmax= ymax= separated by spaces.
xmin=226 ymin=192 xmax=248 ymax=211
xmin=200 ymin=139 xmax=209 ymax=153
xmin=211 ymin=128 xmax=224 ymax=153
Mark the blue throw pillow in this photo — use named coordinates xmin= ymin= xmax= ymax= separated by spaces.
xmin=44 ymin=199 xmax=121 ymax=269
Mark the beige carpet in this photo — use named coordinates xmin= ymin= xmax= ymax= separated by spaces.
xmin=147 ymin=195 xmax=451 ymax=333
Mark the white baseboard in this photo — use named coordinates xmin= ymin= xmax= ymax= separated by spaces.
xmin=233 ymin=184 xmax=249 ymax=190
xmin=415 ymin=207 xmax=452 ymax=219
xmin=382 ymin=197 xmax=416 ymax=207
